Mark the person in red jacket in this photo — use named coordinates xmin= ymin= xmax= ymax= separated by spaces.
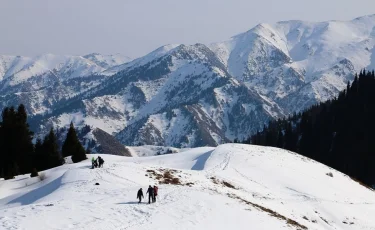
xmin=153 ymin=185 xmax=158 ymax=202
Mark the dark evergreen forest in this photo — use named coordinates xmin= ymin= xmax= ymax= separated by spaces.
xmin=245 ymin=70 xmax=375 ymax=186
xmin=0 ymin=106 xmax=86 ymax=179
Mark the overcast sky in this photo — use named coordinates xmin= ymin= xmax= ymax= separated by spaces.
xmin=1 ymin=0 xmax=374 ymax=58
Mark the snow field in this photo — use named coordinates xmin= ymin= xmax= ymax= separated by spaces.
xmin=1 ymin=144 xmax=375 ymax=229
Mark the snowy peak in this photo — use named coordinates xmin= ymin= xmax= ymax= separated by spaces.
xmin=103 ymin=44 xmax=180 ymax=75
xmin=83 ymin=53 xmax=132 ymax=69
xmin=0 ymin=53 xmax=132 ymax=87
xmin=210 ymin=15 xmax=375 ymax=114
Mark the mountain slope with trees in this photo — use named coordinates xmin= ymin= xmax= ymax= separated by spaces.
xmin=246 ymin=70 xmax=375 ymax=185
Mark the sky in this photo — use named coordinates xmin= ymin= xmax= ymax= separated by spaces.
xmin=0 ymin=0 xmax=375 ymax=59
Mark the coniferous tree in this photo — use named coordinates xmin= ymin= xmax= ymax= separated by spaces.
xmin=1 ymin=106 xmax=18 ymax=178
xmin=32 ymin=138 xmax=44 ymax=171
xmin=15 ymin=104 xmax=34 ymax=174
xmin=276 ymin=130 xmax=284 ymax=148
xmin=43 ymin=128 xmax=64 ymax=169
xmin=1 ymin=105 xmax=34 ymax=178
xmin=62 ymin=122 xmax=87 ymax=163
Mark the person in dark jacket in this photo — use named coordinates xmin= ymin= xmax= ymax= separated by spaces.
xmin=137 ymin=188 xmax=144 ymax=203
xmin=146 ymin=185 xmax=154 ymax=204
xmin=98 ymin=156 xmax=104 ymax=168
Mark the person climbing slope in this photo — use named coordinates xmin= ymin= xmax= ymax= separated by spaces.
xmin=146 ymin=185 xmax=154 ymax=204
xmin=137 ymin=188 xmax=144 ymax=203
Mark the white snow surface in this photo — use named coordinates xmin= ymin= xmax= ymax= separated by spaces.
xmin=1 ymin=144 xmax=375 ymax=230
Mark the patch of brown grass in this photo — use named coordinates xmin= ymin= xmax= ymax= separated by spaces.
xmin=210 ymin=177 xmax=237 ymax=189
xmin=163 ymin=171 xmax=173 ymax=179
xmin=210 ymin=177 xmax=219 ymax=184
xmin=319 ymin=216 xmax=329 ymax=225
xmin=185 ymin=182 xmax=194 ymax=187
xmin=222 ymin=181 xmax=236 ymax=189
xmin=171 ymin=178 xmax=181 ymax=184
xmin=228 ymin=193 xmax=307 ymax=230
xmin=146 ymin=168 xmax=186 ymax=185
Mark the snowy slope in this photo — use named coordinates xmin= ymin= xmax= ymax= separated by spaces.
xmin=1 ymin=144 xmax=375 ymax=230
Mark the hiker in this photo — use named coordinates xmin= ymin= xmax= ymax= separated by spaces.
xmin=146 ymin=185 xmax=154 ymax=204
xmin=137 ymin=188 xmax=144 ymax=203
xmin=98 ymin=156 xmax=104 ymax=168
xmin=91 ymin=157 xmax=96 ymax=169
xmin=153 ymin=185 xmax=158 ymax=202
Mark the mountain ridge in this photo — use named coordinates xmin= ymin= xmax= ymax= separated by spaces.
xmin=2 ymin=15 xmax=375 ymax=147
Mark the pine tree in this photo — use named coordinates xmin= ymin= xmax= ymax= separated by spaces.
xmin=1 ymin=106 xmax=17 ymax=179
xmin=62 ymin=122 xmax=87 ymax=163
xmin=43 ymin=128 xmax=64 ymax=169
xmin=15 ymin=104 xmax=34 ymax=174
xmin=276 ymin=130 xmax=284 ymax=148
xmin=33 ymin=138 xmax=44 ymax=171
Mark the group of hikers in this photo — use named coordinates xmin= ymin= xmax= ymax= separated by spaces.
xmin=137 ymin=185 xmax=158 ymax=204
xmin=90 ymin=156 xmax=158 ymax=204
xmin=91 ymin=156 xmax=104 ymax=169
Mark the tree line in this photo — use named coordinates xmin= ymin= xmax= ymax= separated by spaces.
xmin=0 ymin=104 xmax=87 ymax=179
xmin=244 ymin=70 xmax=375 ymax=186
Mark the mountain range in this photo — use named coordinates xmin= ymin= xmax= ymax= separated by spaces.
xmin=2 ymin=15 xmax=375 ymax=148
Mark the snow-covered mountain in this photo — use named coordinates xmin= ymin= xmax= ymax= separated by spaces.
xmin=0 ymin=53 xmax=131 ymax=87
xmin=1 ymin=144 xmax=375 ymax=229
xmin=0 ymin=53 xmax=132 ymax=114
xmin=83 ymin=53 xmax=132 ymax=69
xmin=41 ymin=44 xmax=281 ymax=147
xmin=2 ymin=15 xmax=375 ymax=147
xmin=211 ymin=14 xmax=375 ymax=113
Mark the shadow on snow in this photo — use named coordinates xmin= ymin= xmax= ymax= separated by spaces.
xmin=7 ymin=175 xmax=64 ymax=206
xmin=191 ymin=150 xmax=214 ymax=171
